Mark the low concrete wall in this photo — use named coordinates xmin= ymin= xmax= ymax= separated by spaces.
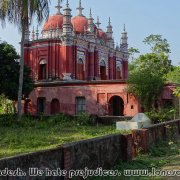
xmin=0 ymin=134 xmax=132 ymax=180
xmin=0 ymin=147 xmax=64 ymax=180
xmin=132 ymin=119 xmax=180 ymax=155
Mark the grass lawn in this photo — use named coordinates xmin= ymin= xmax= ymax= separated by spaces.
xmin=0 ymin=114 xmax=129 ymax=159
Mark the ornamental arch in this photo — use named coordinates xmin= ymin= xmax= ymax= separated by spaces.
xmin=51 ymin=98 xmax=60 ymax=115
xmin=108 ymin=95 xmax=124 ymax=116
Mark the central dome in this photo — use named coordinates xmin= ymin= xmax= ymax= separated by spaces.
xmin=43 ymin=14 xmax=63 ymax=31
xmin=71 ymin=16 xmax=88 ymax=33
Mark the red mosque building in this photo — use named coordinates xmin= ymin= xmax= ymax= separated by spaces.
xmin=23 ymin=0 xmax=141 ymax=116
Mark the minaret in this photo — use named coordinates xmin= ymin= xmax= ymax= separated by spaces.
xmin=55 ymin=0 xmax=62 ymax=15
xmin=96 ymin=16 xmax=101 ymax=29
xmin=62 ymin=0 xmax=72 ymax=37
xmin=106 ymin=17 xmax=114 ymax=48
xmin=87 ymin=8 xmax=95 ymax=33
xmin=120 ymin=24 xmax=128 ymax=52
xmin=106 ymin=17 xmax=113 ymax=39
xmin=76 ymin=0 xmax=84 ymax=16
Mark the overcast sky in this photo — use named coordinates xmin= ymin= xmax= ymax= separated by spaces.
xmin=0 ymin=0 xmax=179 ymax=65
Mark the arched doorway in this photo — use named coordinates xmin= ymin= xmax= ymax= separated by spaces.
xmin=39 ymin=59 xmax=47 ymax=80
xmin=100 ymin=60 xmax=106 ymax=80
xmin=109 ymin=96 xmax=124 ymax=116
xmin=77 ymin=58 xmax=84 ymax=80
xmin=51 ymin=99 xmax=60 ymax=115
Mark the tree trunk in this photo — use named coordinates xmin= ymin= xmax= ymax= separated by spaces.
xmin=17 ymin=26 xmax=25 ymax=120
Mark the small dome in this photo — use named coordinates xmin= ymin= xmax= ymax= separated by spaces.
xmin=71 ymin=16 xmax=88 ymax=33
xmin=43 ymin=14 xmax=63 ymax=31
xmin=98 ymin=29 xmax=107 ymax=41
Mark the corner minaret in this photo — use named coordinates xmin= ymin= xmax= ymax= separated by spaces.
xmin=120 ymin=24 xmax=128 ymax=52
xmin=96 ymin=16 xmax=101 ymax=28
xmin=106 ymin=17 xmax=113 ymax=39
xmin=106 ymin=17 xmax=114 ymax=48
xmin=87 ymin=8 xmax=95 ymax=33
xmin=62 ymin=0 xmax=72 ymax=37
xmin=76 ymin=0 xmax=84 ymax=16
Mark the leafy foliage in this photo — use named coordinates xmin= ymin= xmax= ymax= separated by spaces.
xmin=173 ymin=87 xmax=180 ymax=97
xmin=145 ymin=108 xmax=176 ymax=124
xmin=166 ymin=66 xmax=180 ymax=84
xmin=128 ymin=34 xmax=172 ymax=111
xmin=127 ymin=69 xmax=164 ymax=111
xmin=0 ymin=94 xmax=15 ymax=114
xmin=0 ymin=41 xmax=34 ymax=100
xmin=143 ymin=34 xmax=171 ymax=54
xmin=130 ymin=53 xmax=172 ymax=77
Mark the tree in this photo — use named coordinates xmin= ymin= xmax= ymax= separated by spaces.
xmin=166 ymin=66 xmax=180 ymax=84
xmin=0 ymin=0 xmax=50 ymax=119
xmin=0 ymin=41 xmax=34 ymax=101
xmin=143 ymin=34 xmax=171 ymax=54
xmin=131 ymin=53 xmax=172 ymax=77
xmin=128 ymin=47 xmax=140 ymax=61
xmin=127 ymin=69 xmax=164 ymax=111
xmin=128 ymin=34 xmax=173 ymax=111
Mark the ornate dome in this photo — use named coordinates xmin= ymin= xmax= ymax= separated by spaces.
xmin=71 ymin=16 xmax=88 ymax=33
xmin=43 ymin=14 xmax=63 ymax=31
xmin=98 ymin=29 xmax=107 ymax=41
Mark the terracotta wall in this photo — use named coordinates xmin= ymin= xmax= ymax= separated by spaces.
xmin=27 ymin=82 xmax=139 ymax=116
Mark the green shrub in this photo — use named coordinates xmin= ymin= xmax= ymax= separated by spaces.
xmin=145 ymin=108 xmax=176 ymax=124
xmin=47 ymin=113 xmax=72 ymax=125
xmin=75 ymin=112 xmax=90 ymax=126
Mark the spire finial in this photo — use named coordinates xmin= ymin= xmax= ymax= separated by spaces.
xmin=55 ymin=0 xmax=62 ymax=15
xmin=66 ymin=0 xmax=69 ymax=7
xmin=123 ymin=24 xmax=126 ymax=32
xmin=96 ymin=16 xmax=101 ymax=28
xmin=90 ymin=8 xmax=92 ymax=18
xmin=108 ymin=17 xmax=111 ymax=26
xmin=77 ymin=0 xmax=84 ymax=16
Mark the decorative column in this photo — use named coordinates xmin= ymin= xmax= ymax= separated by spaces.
xmin=109 ymin=50 xmax=114 ymax=80
xmin=120 ymin=24 xmax=129 ymax=79
xmin=61 ymin=0 xmax=74 ymax=80
xmin=88 ymin=43 xmax=96 ymax=80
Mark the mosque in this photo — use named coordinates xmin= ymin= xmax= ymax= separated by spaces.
xmin=23 ymin=0 xmax=142 ymax=116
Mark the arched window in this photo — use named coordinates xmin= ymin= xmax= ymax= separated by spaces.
xmin=77 ymin=58 xmax=84 ymax=80
xmin=39 ymin=59 xmax=47 ymax=80
xmin=116 ymin=66 xmax=122 ymax=79
xmin=100 ymin=60 xmax=106 ymax=80
xmin=51 ymin=99 xmax=60 ymax=115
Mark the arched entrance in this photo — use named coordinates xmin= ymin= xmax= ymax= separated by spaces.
xmin=109 ymin=96 xmax=124 ymax=116
xmin=100 ymin=60 xmax=106 ymax=80
xmin=51 ymin=99 xmax=60 ymax=115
